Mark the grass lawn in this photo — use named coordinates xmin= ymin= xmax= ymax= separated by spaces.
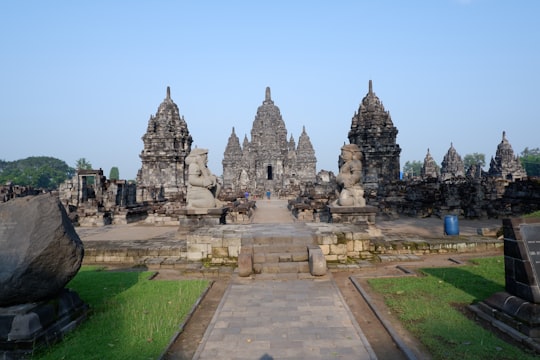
xmin=32 ymin=267 xmax=209 ymax=360
xmin=368 ymin=257 xmax=538 ymax=360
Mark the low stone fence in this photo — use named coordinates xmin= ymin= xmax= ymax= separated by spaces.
xmin=307 ymin=223 xmax=503 ymax=263
xmin=83 ymin=223 xmax=504 ymax=269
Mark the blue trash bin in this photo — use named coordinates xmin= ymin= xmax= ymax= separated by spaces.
xmin=444 ymin=215 xmax=459 ymax=235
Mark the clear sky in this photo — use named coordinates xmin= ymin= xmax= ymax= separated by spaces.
xmin=1 ymin=1 xmax=538 ymax=180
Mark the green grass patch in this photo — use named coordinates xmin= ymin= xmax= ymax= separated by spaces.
xmin=368 ymin=257 xmax=537 ymax=360
xmin=523 ymin=210 xmax=540 ymax=218
xmin=32 ymin=267 xmax=209 ymax=360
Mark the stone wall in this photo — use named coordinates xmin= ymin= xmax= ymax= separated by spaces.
xmin=377 ymin=177 xmax=540 ymax=219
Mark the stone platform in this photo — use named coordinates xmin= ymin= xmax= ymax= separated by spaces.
xmin=77 ymin=201 xmax=504 ymax=270
xmin=0 ymin=289 xmax=88 ymax=359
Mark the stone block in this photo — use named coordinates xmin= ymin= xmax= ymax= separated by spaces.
xmin=319 ymin=234 xmax=336 ymax=245
xmin=308 ymin=246 xmax=327 ymax=276
xmin=330 ymin=243 xmax=347 ymax=255
xmin=228 ymin=245 xmax=240 ymax=258
xmin=212 ymin=247 xmax=229 ymax=258
xmin=319 ymin=244 xmax=330 ymax=255
xmin=0 ymin=195 xmax=84 ymax=307
xmin=325 ymin=254 xmax=338 ymax=262
xmin=187 ymin=243 xmax=209 ymax=260
xmin=238 ymin=252 xmax=253 ymax=277
xmin=353 ymin=240 xmax=365 ymax=252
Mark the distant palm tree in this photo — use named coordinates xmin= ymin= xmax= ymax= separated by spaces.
xmin=75 ymin=158 xmax=92 ymax=170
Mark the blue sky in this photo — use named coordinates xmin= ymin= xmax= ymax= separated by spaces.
xmin=1 ymin=0 xmax=538 ymax=180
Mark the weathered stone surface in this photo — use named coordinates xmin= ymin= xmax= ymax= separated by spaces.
xmin=186 ymin=148 xmax=222 ymax=209
xmin=0 ymin=195 xmax=84 ymax=307
xmin=136 ymin=86 xmax=193 ymax=203
xmin=238 ymin=248 xmax=253 ymax=277
xmin=348 ymin=80 xmax=401 ymax=192
xmin=488 ymin=131 xmax=527 ymax=181
xmin=440 ymin=143 xmax=465 ymax=180
xmin=308 ymin=245 xmax=327 ymax=276
xmin=222 ymin=87 xmax=317 ymax=197
xmin=421 ymin=148 xmax=439 ymax=180
xmin=334 ymin=144 xmax=366 ymax=207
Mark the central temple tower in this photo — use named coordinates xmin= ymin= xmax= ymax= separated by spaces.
xmin=222 ymin=87 xmax=317 ymax=196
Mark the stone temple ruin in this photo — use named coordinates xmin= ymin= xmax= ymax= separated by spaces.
xmin=380 ymin=130 xmax=536 ymax=219
xmin=43 ymin=82 xmax=537 ymax=226
xmin=222 ymin=87 xmax=317 ymax=198
xmin=348 ymin=80 xmax=401 ymax=194
xmin=136 ymin=86 xmax=193 ymax=203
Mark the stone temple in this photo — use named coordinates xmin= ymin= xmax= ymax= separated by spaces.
xmin=440 ymin=143 xmax=465 ymax=180
xmin=136 ymin=87 xmax=193 ymax=203
xmin=222 ymin=87 xmax=317 ymax=197
xmin=348 ymin=80 xmax=401 ymax=191
xmin=488 ymin=131 xmax=527 ymax=181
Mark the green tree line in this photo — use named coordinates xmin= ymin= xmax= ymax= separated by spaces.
xmin=0 ymin=156 xmax=75 ymax=189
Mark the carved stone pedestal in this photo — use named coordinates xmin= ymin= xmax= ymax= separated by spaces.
xmin=178 ymin=207 xmax=228 ymax=231
xmin=0 ymin=289 xmax=89 ymax=359
xmin=328 ymin=205 xmax=377 ymax=225
xmin=469 ymin=218 xmax=540 ymax=353
xmin=472 ymin=292 xmax=540 ymax=339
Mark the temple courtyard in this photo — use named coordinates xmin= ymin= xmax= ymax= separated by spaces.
xmin=75 ymin=198 xmax=506 ymax=359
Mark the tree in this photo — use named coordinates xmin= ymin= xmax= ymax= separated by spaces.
xmin=521 ymin=147 xmax=540 ymax=177
xmin=403 ymin=160 xmax=423 ymax=178
xmin=75 ymin=158 xmax=92 ymax=170
xmin=0 ymin=156 xmax=75 ymax=189
xmin=463 ymin=153 xmax=486 ymax=171
xmin=109 ymin=166 xmax=120 ymax=180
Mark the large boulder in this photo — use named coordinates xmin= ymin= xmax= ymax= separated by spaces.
xmin=0 ymin=195 xmax=84 ymax=307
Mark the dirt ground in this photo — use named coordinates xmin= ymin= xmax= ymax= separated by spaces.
xmin=156 ymin=250 xmax=503 ymax=359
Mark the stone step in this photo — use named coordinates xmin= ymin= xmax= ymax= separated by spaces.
xmin=252 ymin=244 xmax=308 ymax=254
xmin=254 ymin=261 xmax=311 ymax=274
xmin=253 ymin=251 xmax=309 ymax=264
xmin=248 ymin=235 xmax=314 ymax=246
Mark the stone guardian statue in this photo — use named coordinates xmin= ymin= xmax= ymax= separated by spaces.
xmin=334 ymin=144 xmax=366 ymax=207
xmin=185 ymin=148 xmax=222 ymax=208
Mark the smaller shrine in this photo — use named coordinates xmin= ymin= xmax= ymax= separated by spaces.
xmin=421 ymin=149 xmax=439 ymax=180
xmin=136 ymin=87 xmax=193 ymax=203
xmin=440 ymin=143 xmax=465 ymax=180
xmin=488 ymin=131 xmax=527 ymax=181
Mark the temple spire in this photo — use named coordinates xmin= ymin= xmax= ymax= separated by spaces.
xmin=368 ymin=80 xmax=373 ymax=95
xmin=166 ymin=86 xmax=171 ymax=100
xmin=265 ymin=86 xmax=271 ymax=101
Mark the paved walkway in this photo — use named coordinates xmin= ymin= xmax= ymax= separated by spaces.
xmin=250 ymin=198 xmax=295 ymax=224
xmin=193 ymin=277 xmax=376 ymax=359
xmin=192 ymin=199 xmax=377 ymax=359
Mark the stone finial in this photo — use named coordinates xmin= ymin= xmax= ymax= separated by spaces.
xmin=166 ymin=86 xmax=171 ymax=100
xmin=368 ymin=80 xmax=373 ymax=95
xmin=502 ymin=130 xmax=506 ymax=141
xmin=232 ymin=126 xmax=236 ymax=134
xmin=265 ymin=86 xmax=271 ymax=101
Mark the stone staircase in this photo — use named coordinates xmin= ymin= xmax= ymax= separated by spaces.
xmin=238 ymin=223 xmax=326 ymax=277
